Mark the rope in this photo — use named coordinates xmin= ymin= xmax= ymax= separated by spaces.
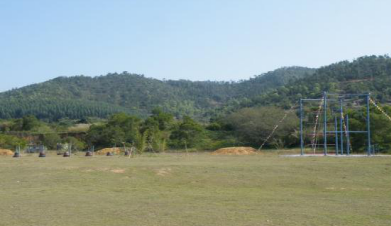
xmin=336 ymin=97 xmax=391 ymax=154
xmin=369 ymin=98 xmax=391 ymax=122
xmin=313 ymin=122 xmax=324 ymax=154
xmin=340 ymin=110 xmax=352 ymax=153
xmin=311 ymin=97 xmax=324 ymax=153
xmin=258 ymin=105 xmax=296 ymax=151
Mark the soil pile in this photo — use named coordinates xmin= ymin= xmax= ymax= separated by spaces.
xmin=96 ymin=148 xmax=122 ymax=155
xmin=0 ymin=149 xmax=15 ymax=156
xmin=212 ymin=147 xmax=257 ymax=155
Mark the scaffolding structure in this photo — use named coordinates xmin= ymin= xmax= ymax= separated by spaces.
xmin=300 ymin=92 xmax=372 ymax=156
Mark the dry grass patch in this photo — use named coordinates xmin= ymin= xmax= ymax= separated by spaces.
xmin=212 ymin=147 xmax=256 ymax=155
xmin=67 ymin=124 xmax=91 ymax=133
xmin=110 ymin=169 xmax=126 ymax=174
xmin=95 ymin=147 xmax=122 ymax=155
xmin=0 ymin=149 xmax=14 ymax=156
xmin=156 ymin=167 xmax=172 ymax=176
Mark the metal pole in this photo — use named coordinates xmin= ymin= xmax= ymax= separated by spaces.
xmin=346 ymin=114 xmax=350 ymax=155
xmin=300 ymin=99 xmax=304 ymax=155
xmin=340 ymin=98 xmax=344 ymax=155
xmin=366 ymin=93 xmax=371 ymax=156
xmin=335 ymin=116 xmax=339 ymax=155
xmin=323 ymin=92 xmax=327 ymax=155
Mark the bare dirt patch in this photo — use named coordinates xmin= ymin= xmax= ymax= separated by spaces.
xmin=326 ymin=187 xmax=374 ymax=191
xmin=111 ymin=169 xmax=126 ymax=174
xmin=84 ymin=168 xmax=126 ymax=174
xmin=212 ymin=147 xmax=256 ymax=155
xmin=156 ymin=168 xmax=172 ymax=176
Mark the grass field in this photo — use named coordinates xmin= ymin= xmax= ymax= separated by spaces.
xmin=0 ymin=153 xmax=390 ymax=226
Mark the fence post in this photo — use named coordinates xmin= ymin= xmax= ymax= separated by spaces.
xmin=300 ymin=99 xmax=304 ymax=155
xmin=335 ymin=116 xmax=338 ymax=155
xmin=340 ymin=98 xmax=344 ymax=155
xmin=366 ymin=93 xmax=371 ymax=156
xmin=346 ymin=114 xmax=350 ymax=155
xmin=323 ymin=92 xmax=327 ymax=156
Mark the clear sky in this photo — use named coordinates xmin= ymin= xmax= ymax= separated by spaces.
xmin=0 ymin=0 xmax=390 ymax=91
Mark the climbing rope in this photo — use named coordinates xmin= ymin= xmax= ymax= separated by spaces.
xmin=310 ymin=97 xmax=324 ymax=153
xmin=258 ymin=105 xmax=296 ymax=151
xmin=369 ymin=98 xmax=391 ymax=122
xmin=340 ymin=110 xmax=352 ymax=153
xmin=312 ymin=120 xmax=323 ymax=154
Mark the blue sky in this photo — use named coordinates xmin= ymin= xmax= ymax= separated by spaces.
xmin=0 ymin=0 xmax=390 ymax=91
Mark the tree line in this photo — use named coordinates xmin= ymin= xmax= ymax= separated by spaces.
xmin=1 ymin=103 xmax=391 ymax=153
xmin=0 ymin=107 xmax=300 ymax=152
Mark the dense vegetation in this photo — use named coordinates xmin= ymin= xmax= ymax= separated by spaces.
xmin=240 ymin=55 xmax=391 ymax=109
xmin=0 ymin=67 xmax=314 ymax=121
xmin=0 ymin=107 xmax=299 ymax=152
xmin=1 ymin=103 xmax=390 ymax=153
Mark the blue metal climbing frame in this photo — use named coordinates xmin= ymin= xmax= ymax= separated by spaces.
xmin=299 ymin=92 xmax=371 ymax=156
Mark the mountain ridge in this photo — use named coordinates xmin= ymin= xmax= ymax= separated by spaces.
xmin=0 ymin=66 xmax=315 ymax=120
xmin=1 ymin=55 xmax=390 ymax=121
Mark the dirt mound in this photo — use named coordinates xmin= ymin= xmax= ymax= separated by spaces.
xmin=212 ymin=147 xmax=257 ymax=155
xmin=0 ymin=149 xmax=15 ymax=156
xmin=95 ymin=148 xmax=122 ymax=155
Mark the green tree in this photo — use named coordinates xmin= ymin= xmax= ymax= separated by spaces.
xmin=43 ymin=133 xmax=62 ymax=150
xmin=22 ymin=115 xmax=40 ymax=130
xmin=169 ymin=116 xmax=205 ymax=149
xmin=0 ymin=134 xmax=27 ymax=149
xmin=151 ymin=108 xmax=174 ymax=130
xmin=86 ymin=113 xmax=141 ymax=148
xmin=226 ymin=107 xmax=298 ymax=148
xmin=63 ymin=137 xmax=87 ymax=151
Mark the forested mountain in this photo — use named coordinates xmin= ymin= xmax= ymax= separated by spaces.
xmin=0 ymin=55 xmax=389 ymax=121
xmin=235 ymin=55 xmax=391 ymax=109
xmin=0 ymin=67 xmax=314 ymax=121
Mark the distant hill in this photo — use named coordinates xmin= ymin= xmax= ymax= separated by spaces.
xmin=0 ymin=67 xmax=314 ymax=121
xmin=2 ymin=55 xmax=390 ymax=121
xmin=237 ymin=55 xmax=391 ymax=109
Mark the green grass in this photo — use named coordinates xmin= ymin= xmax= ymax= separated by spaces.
xmin=0 ymin=153 xmax=390 ymax=226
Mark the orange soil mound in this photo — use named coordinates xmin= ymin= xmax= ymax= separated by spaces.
xmin=0 ymin=149 xmax=15 ymax=156
xmin=95 ymin=148 xmax=122 ymax=155
xmin=212 ymin=147 xmax=257 ymax=155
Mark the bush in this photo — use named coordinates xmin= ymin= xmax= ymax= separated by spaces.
xmin=0 ymin=134 xmax=27 ymax=149
xmin=43 ymin=133 xmax=62 ymax=150
xmin=63 ymin=137 xmax=87 ymax=151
